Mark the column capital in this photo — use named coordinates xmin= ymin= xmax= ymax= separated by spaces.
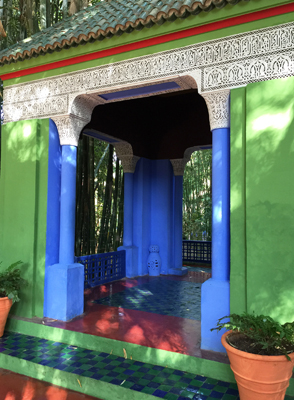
xmin=114 ymin=142 xmax=140 ymax=173
xmin=202 ymin=90 xmax=230 ymax=131
xmin=170 ymin=159 xmax=187 ymax=176
xmin=170 ymin=147 xmax=196 ymax=176
xmin=51 ymin=114 xmax=88 ymax=146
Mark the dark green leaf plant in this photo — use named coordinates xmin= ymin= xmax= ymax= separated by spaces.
xmin=0 ymin=261 xmax=27 ymax=303
xmin=211 ymin=313 xmax=294 ymax=360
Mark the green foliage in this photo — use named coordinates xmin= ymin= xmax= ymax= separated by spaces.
xmin=212 ymin=313 xmax=294 ymax=360
xmin=0 ymin=261 xmax=27 ymax=303
xmin=183 ymin=150 xmax=212 ymax=241
xmin=75 ymin=138 xmax=124 ymax=256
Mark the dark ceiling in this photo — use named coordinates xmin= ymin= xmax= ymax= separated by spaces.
xmin=83 ymin=89 xmax=212 ymax=159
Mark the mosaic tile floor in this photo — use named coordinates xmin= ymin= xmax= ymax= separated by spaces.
xmin=94 ymin=279 xmax=202 ymax=320
xmin=185 ymin=267 xmax=211 ymax=273
xmin=0 ymin=331 xmax=239 ymax=400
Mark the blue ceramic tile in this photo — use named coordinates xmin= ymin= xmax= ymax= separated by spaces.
xmin=130 ymin=384 xmax=145 ymax=391
xmin=91 ymin=373 xmax=104 ymax=380
xmin=153 ymin=389 xmax=168 ymax=398
xmin=173 ymin=370 xmax=185 ymax=376
xmin=148 ymin=381 xmax=161 ymax=388
xmin=196 ymin=375 xmax=206 ymax=381
xmin=94 ymin=279 xmax=201 ymax=320
xmin=153 ymin=366 xmax=165 ymax=371
xmin=111 ymin=378 xmax=124 ymax=385
xmin=210 ymin=391 xmax=224 ymax=398
xmin=107 ymin=371 xmax=119 ymax=378
xmin=227 ymin=388 xmax=239 ymax=395
xmin=72 ymin=368 xmax=86 ymax=375
xmin=202 ymin=383 xmax=214 ymax=389
xmin=0 ymin=331 xmax=248 ymax=400
xmin=124 ymin=369 xmax=135 ymax=375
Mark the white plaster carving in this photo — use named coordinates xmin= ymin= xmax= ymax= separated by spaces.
xmin=3 ymin=22 xmax=294 ymax=140
xmin=170 ymin=146 xmax=212 ymax=176
xmin=170 ymin=147 xmax=199 ymax=176
xmin=170 ymin=159 xmax=187 ymax=176
xmin=69 ymin=94 xmax=102 ymax=118
xmin=51 ymin=114 xmax=89 ymax=146
xmin=202 ymin=90 xmax=230 ymax=130
xmin=114 ymin=142 xmax=140 ymax=173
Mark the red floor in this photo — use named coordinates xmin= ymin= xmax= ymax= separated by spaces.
xmin=43 ymin=267 xmax=211 ymax=357
xmin=0 ymin=368 xmax=101 ymax=400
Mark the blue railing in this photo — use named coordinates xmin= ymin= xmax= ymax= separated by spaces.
xmin=76 ymin=250 xmax=126 ymax=288
xmin=182 ymin=240 xmax=211 ymax=264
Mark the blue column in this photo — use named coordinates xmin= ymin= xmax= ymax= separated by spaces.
xmin=123 ymin=173 xmax=134 ymax=247
xmin=45 ymin=144 xmax=84 ymax=322
xmin=169 ymin=175 xmax=186 ymax=275
xmin=118 ymin=172 xmax=138 ymax=278
xmin=150 ymin=160 xmax=173 ymax=275
xmin=132 ymin=159 xmax=151 ymax=276
xmin=201 ymin=127 xmax=230 ymax=352
xmin=59 ymin=146 xmax=77 ymax=264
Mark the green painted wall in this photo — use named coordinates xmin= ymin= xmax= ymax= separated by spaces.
xmin=246 ymin=77 xmax=294 ymax=323
xmin=0 ymin=119 xmax=50 ymax=318
xmin=2 ymin=2 xmax=294 ymax=86
xmin=230 ymin=87 xmax=247 ymax=315
xmin=230 ymin=76 xmax=294 ymax=323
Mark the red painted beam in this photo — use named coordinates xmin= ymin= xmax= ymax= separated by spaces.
xmin=1 ymin=2 xmax=294 ymax=81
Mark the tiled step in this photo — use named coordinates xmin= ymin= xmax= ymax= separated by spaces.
xmin=1 ymin=331 xmax=294 ymax=400
xmin=0 ymin=331 xmax=242 ymax=400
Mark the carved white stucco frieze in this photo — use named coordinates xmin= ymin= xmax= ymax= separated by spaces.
xmin=51 ymin=114 xmax=89 ymax=146
xmin=202 ymin=90 xmax=230 ymax=130
xmin=170 ymin=146 xmax=204 ymax=176
xmin=3 ymin=21 xmax=294 ymax=141
xmin=114 ymin=142 xmax=140 ymax=173
xmin=170 ymin=159 xmax=187 ymax=176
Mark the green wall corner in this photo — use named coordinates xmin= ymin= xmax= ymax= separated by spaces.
xmin=230 ymin=87 xmax=247 ymax=315
xmin=245 ymin=76 xmax=294 ymax=324
xmin=230 ymin=77 xmax=294 ymax=324
xmin=0 ymin=119 xmax=50 ymax=318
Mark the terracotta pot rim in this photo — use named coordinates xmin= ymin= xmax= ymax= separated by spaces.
xmin=221 ymin=330 xmax=294 ymax=362
xmin=0 ymin=296 xmax=11 ymax=302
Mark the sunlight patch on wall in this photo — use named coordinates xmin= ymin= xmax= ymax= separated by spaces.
xmin=230 ymin=185 xmax=242 ymax=212
xmin=252 ymin=108 xmax=292 ymax=132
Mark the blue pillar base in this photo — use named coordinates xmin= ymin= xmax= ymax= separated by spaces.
xmin=201 ymin=278 xmax=230 ymax=353
xmin=45 ymin=263 xmax=84 ymax=321
xmin=118 ymin=246 xmax=138 ymax=278
xmin=168 ymin=267 xmax=188 ymax=276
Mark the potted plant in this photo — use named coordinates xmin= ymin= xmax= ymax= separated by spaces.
xmin=212 ymin=313 xmax=294 ymax=400
xmin=0 ymin=261 xmax=26 ymax=337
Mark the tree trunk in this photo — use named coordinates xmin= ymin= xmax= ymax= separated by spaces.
xmin=98 ymin=145 xmax=113 ymax=253
xmin=116 ymin=172 xmax=124 ymax=250
xmin=109 ymin=157 xmax=120 ymax=250
xmin=40 ymin=0 xmax=47 ymax=29
xmin=88 ymin=137 xmax=95 ymax=254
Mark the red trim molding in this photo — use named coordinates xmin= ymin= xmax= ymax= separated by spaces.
xmin=1 ymin=3 xmax=294 ymax=81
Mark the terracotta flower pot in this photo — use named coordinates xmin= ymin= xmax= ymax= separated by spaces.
xmin=222 ymin=331 xmax=294 ymax=400
xmin=0 ymin=297 xmax=12 ymax=337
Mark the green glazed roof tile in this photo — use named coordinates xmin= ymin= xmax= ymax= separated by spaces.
xmin=0 ymin=0 xmax=251 ymax=66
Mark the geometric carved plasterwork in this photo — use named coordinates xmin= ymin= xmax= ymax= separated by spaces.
xmin=51 ymin=114 xmax=88 ymax=146
xmin=202 ymin=89 xmax=230 ymax=130
xmin=170 ymin=146 xmax=207 ymax=176
xmin=3 ymin=21 xmax=294 ymax=138
xmin=113 ymin=142 xmax=140 ymax=174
